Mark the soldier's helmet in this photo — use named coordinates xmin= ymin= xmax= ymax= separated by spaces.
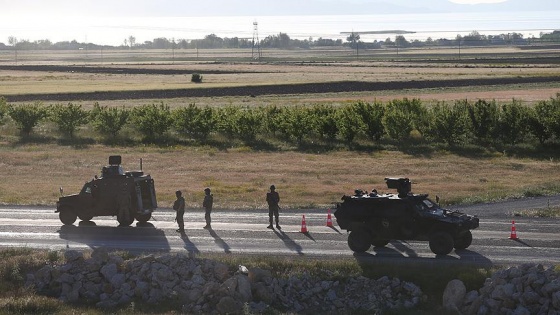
xmin=270 ymin=185 xmax=276 ymax=190
xmin=204 ymin=188 xmax=211 ymax=193
xmin=176 ymin=190 xmax=182 ymax=196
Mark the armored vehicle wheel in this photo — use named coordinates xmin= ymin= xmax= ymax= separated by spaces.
xmin=135 ymin=213 xmax=151 ymax=223
xmin=117 ymin=215 xmax=134 ymax=227
xmin=429 ymin=232 xmax=454 ymax=255
xmin=454 ymin=230 xmax=473 ymax=250
xmin=59 ymin=209 xmax=77 ymax=225
xmin=348 ymin=229 xmax=371 ymax=253
xmin=372 ymin=239 xmax=390 ymax=248
xmin=78 ymin=215 xmax=94 ymax=221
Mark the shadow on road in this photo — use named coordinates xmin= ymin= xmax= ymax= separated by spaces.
xmin=354 ymin=246 xmax=493 ymax=268
xmin=208 ymin=228 xmax=231 ymax=254
xmin=179 ymin=231 xmax=200 ymax=254
xmin=273 ymin=229 xmax=304 ymax=255
xmin=58 ymin=220 xmax=171 ymax=253
xmin=328 ymin=226 xmax=343 ymax=234
xmin=302 ymin=232 xmax=316 ymax=242
xmin=389 ymin=240 xmax=419 ymax=258
xmin=510 ymin=238 xmax=533 ymax=247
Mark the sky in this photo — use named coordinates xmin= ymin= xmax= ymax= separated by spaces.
xmin=0 ymin=0 xmax=530 ymax=18
xmin=450 ymin=0 xmax=506 ymax=3
xmin=0 ymin=0 xmax=558 ymax=46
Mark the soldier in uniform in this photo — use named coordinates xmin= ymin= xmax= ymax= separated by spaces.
xmin=266 ymin=185 xmax=281 ymax=229
xmin=203 ymin=188 xmax=213 ymax=229
xmin=173 ymin=190 xmax=185 ymax=233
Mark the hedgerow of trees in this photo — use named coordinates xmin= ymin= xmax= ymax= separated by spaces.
xmin=1 ymin=96 xmax=560 ymax=152
xmin=2 ymin=30 xmax=559 ymax=51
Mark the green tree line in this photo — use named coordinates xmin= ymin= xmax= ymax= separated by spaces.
xmin=1 ymin=96 xmax=560 ymax=151
xmin=3 ymin=30 xmax=560 ymax=51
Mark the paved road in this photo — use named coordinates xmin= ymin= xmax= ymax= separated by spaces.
xmin=0 ymin=195 xmax=558 ymax=265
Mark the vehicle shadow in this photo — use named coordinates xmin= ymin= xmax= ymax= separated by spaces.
xmin=273 ymin=229 xmax=304 ymax=255
xmin=389 ymin=240 xmax=419 ymax=258
xmin=58 ymin=220 xmax=171 ymax=253
xmin=208 ymin=228 xmax=231 ymax=254
xmin=454 ymin=249 xmax=493 ymax=267
xmin=354 ymin=246 xmax=493 ymax=268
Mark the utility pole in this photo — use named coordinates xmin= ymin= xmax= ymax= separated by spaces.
xmin=252 ymin=21 xmax=262 ymax=60
xmin=172 ymin=38 xmax=175 ymax=64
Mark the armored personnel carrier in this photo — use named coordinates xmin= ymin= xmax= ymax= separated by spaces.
xmin=56 ymin=156 xmax=157 ymax=226
xmin=334 ymin=178 xmax=479 ymax=255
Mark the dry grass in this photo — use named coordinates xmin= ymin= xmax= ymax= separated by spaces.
xmin=1 ymin=48 xmax=559 ymax=209
xmin=0 ymin=144 xmax=558 ymax=209
xmin=1 ymin=47 xmax=560 ymax=97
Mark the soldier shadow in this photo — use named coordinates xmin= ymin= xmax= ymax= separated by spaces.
xmin=58 ymin=221 xmax=170 ymax=253
xmin=273 ymin=230 xmax=304 ymax=256
xmin=179 ymin=232 xmax=200 ymax=254
xmin=208 ymin=228 xmax=231 ymax=254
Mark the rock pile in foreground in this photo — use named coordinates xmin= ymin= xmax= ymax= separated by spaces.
xmin=445 ymin=264 xmax=560 ymax=314
xmin=26 ymin=249 xmax=423 ymax=314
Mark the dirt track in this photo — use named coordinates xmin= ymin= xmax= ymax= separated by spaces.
xmin=2 ymin=65 xmax=560 ymax=102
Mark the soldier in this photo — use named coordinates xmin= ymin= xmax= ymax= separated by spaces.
xmin=203 ymin=187 xmax=213 ymax=229
xmin=266 ymin=185 xmax=281 ymax=229
xmin=173 ymin=190 xmax=185 ymax=233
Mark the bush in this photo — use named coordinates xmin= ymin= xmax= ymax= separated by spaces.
xmin=528 ymin=101 xmax=554 ymax=145
xmin=383 ymin=98 xmax=427 ymax=141
xmin=336 ymin=105 xmax=364 ymax=145
xmin=467 ymin=99 xmax=499 ymax=144
xmin=215 ymin=106 xmax=241 ymax=140
xmin=7 ymin=102 xmax=48 ymax=136
xmin=91 ymin=103 xmax=130 ymax=138
xmin=528 ymin=94 xmax=560 ymax=144
xmin=352 ymin=101 xmax=385 ymax=142
xmin=280 ymin=106 xmax=314 ymax=145
xmin=173 ymin=104 xmax=216 ymax=140
xmin=131 ymin=103 xmax=172 ymax=141
xmin=496 ymin=100 xmax=529 ymax=145
xmin=234 ymin=107 xmax=263 ymax=142
xmin=191 ymin=73 xmax=203 ymax=83
xmin=0 ymin=97 xmax=8 ymax=123
xmin=262 ymin=105 xmax=284 ymax=136
xmin=311 ymin=104 xmax=338 ymax=142
xmin=427 ymin=102 xmax=469 ymax=145
xmin=49 ymin=103 xmax=89 ymax=138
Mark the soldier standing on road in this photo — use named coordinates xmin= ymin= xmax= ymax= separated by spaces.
xmin=203 ymin=188 xmax=213 ymax=229
xmin=266 ymin=185 xmax=281 ymax=229
xmin=173 ymin=190 xmax=185 ymax=233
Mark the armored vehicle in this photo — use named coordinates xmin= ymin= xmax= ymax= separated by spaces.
xmin=56 ymin=156 xmax=157 ymax=226
xmin=334 ymin=178 xmax=479 ymax=255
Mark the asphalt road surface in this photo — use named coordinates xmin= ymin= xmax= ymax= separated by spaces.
xmin=0 ymin=195 xmax=558 ymax=266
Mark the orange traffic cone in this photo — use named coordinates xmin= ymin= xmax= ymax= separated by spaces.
xmin=300 ymin=215 xmax=308 ymax=233
xmin=509 ymin=220 xmax=518 ymax=240
xmin=326 ymin=209 xmax=333 ymax=227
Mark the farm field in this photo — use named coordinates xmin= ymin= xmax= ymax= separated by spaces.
xmin=1 ymin=46 xmax=560 ymax=106
xmin=0 ymin=46 xmax=559 ymax=208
